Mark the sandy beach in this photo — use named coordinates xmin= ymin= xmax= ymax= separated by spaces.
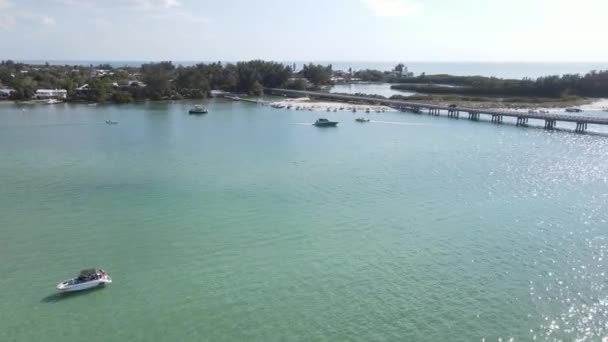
xmin=268 ymin=95 xmax=607 ymax=114
xmin=270 ymin=97 xmax=395 ymax=112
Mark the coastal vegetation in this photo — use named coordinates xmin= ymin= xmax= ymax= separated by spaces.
xmin=1 ymin=59 xmax=607 ymax=104
xmin=0 ymin=60 xmax=291 ymax=103
xmin=391 ymin=71 xmax=608 ymax=98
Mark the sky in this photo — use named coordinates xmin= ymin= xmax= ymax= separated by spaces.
xmin=1 ymin=0 xmax=608 ymax=62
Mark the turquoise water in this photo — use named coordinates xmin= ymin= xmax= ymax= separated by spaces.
xmin=1 ymin=100 xmax=607 ymax=341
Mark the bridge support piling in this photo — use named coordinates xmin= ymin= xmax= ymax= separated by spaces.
xmin=516 ymin=117 xmax=529 ymax=126
xmin=448 ymin=109 xmax=460 ymax=119
xmin=544 ymin=119 xmax=557 ymax=130
xmin=575 ymin=122 xmax=588 ymax=133
xmin=491 ymin=114 xmax=503 ymax=123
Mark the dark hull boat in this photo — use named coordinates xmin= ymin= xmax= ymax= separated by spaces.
xmin=189 ymin=105 xmax=208 ymax=114
xmin=313 ymin=118 xmax=338 ymax=127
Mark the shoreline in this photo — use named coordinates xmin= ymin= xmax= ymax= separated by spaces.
xmin=395 ymin=96 xmax=596 ymax=112
xmin=266 ymin=96 xmax=607 ymax=114
xmin=268 ymin=97 xmax=395 ymax=112
xmin=3 ymin=95 xmax=606 ymax=114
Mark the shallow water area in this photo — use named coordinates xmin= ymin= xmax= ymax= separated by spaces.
xmin=1 ymin=99 xmax=607 ymax=341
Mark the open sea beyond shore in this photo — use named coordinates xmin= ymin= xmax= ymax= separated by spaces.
xmin=1 ymin=99 xmax=608 ymax=341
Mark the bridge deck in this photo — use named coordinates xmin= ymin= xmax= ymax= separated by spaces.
xmin=265 ymin=88 xmax=608 ymax=125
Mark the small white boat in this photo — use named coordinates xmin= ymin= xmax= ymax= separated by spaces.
xmin=56 ymin=269 xmax=112 ymax=292
xmin=45 ymin=99 xmax=62 ymax=105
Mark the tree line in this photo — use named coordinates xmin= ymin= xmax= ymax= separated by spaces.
xmin=391 ymin=71 xmax=608 ymax=98
xmin=2 ymin=59 xmax=607 ymax=102
xmin=0 ymin=60 xmax=294 ymax=103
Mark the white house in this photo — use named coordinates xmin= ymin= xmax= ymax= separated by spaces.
xmin=35 ymin=89 xmax=68 ymax=100
xmin=113 ymin=80 xmax=146 ymax=88
xmin=92 ymin=69 xmax=114 ymax=77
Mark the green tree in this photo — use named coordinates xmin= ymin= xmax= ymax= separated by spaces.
xmin=141 ymin=61 xmax=175 ymax=100
xmin=394 ymin=63 xmax=405 ymax=76
xmin=111 ymin=90 xmax=133 ymax=103
xmin=301 ymin=63 xmax=332 ymax=86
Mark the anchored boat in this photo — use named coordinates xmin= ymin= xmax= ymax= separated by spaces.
xmin=313 ymin=118 xmax=339 ymax=127
xmin=355 ymin=117 xmax=370 ymax=123
xmin=189 ymin=105 xmax=208 ymax=114
xmin=56 ymin=269 xmax=112 ymax=292
xmin=565 ymin=108 xmax=583 ymax=113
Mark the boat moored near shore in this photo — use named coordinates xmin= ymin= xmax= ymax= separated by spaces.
xmin=565 ymin=108 xmax=583 ymax=113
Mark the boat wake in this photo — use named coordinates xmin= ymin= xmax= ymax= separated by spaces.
xmin=370 ymin=120 xmax=435 ymax=126
xmin=41 ymin=285 xmax=106 ymax=303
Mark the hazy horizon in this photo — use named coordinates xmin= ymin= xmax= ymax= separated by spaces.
xmin=1 ymin=0 xmax=608 ymax=62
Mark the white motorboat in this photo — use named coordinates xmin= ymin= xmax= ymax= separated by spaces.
xmin=56 ymin=269 xmax=112 ymax=292
xmin=45 ymin=99 xmax=63 ymax=105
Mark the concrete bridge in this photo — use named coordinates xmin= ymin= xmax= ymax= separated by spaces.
xmin=265 ymin=88 xmax=607 ymax=134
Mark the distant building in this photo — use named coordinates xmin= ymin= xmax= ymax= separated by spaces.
xmin=75 ymin=84 xmax=93 ymax=97
xmin=209 ymin=90 xmax=231 ymax=97
xmin=0 ymin=88 xmax=15 ymax=100
xmin=92 ymin=69 xmax=114 ymax=77
xmin=114 ymin=80 xmax=146 ymax=88
xmin=76 ymin=84 xmax=91 ymax=91
xmin=35 ymin=89 xmax=67 ymax=100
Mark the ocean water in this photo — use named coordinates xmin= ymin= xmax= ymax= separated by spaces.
xmin=24 ymin=60 xmax=608 ymax=79
xmin=1 ymin=100 xmax=608 ymax=341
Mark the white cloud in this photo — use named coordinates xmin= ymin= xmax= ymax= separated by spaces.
xmin=53 ymin=0 xmax=207 ymax=25
xmin=360 ymin=0 xmax=422 ymax=17
xmin=54 ymin=0 xmax=180 ymax=10
xmin=151 ymin=10 xmax=209 ymax=23
xmin=0 ymin=14 xmax=16 ymax=29
xmin=91 ymin=17 xmax=112 ymax=30
xmin=19 ymin=12 xmax=56 ymax=26
xmin=0 ymin=11 xmax=55 ymax=30
xmin=0 ymin=0 xmax=13 ymax=10
xmin=132 ymin=0 xmax=181 ymax=10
